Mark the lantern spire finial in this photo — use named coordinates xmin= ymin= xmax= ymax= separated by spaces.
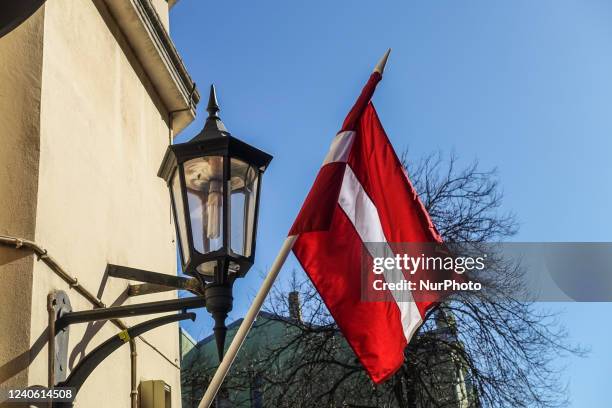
xmin=194 ymin=84 xmax=229 ymax=140
xmin=207 ymin=84 xmax=220 ymax=117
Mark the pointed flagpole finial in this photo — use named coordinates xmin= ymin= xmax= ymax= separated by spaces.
xmin=373 ymin=48 xmax=392 ymax=75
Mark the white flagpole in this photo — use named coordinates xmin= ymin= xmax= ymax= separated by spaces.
xmin=197 ymin=235 xmax=297 ymax=408
xmin=196 ymin=48 xmax=391 ymax=408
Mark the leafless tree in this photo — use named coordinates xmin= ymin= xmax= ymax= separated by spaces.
xmin=184 ymin=151 xmax=585 ymax=408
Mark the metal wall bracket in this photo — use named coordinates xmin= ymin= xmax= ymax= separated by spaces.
xmin=49 ymin=290 xmax=72 ymax=383
xmin=54 ymin=295 xmax=205 ymax=333
xmin=53 ymin=312 xmax=196 ymax=408
xmin=106 ymin=263 xmax=202 ymax=295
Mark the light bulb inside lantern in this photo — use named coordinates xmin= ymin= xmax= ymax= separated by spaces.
xmin=183 ymin=156 xmax=224 ymax=252
xmin=207 ymin=180 xmax=222 ymax=239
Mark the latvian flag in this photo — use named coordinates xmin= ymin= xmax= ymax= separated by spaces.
xmin=289 ymin=63 xmax=443 ymax=383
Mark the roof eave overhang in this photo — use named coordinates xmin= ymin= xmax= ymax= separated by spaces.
xmin=104 ymin=0 xmax=200 ymax=134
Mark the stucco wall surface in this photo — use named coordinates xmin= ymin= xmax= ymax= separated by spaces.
xmin=0 ymin=6 xmax=45 ymax=392
xmin=3 ymin=1 xmax=183 ymax=407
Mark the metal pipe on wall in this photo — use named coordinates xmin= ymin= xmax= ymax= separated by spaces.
xmin=47 ymin=293 xmax=56 ymax=408
xmin=129 ymin=339 xmax=137 ymax=408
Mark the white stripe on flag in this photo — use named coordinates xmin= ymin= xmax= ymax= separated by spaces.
xmin=337 ymin=165 xmax=423 ymax=343
xmin=322 ymin=131 xmax=356 ymax=165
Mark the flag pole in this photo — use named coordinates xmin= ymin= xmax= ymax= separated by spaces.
xmin=196 ymin=48 xmax=391 ymax=408
xmin=197 ymin=235 xmax=298 ymax=408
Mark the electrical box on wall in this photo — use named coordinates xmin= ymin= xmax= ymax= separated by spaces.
xmin=139 ymin=380 xmax=171 ymax=408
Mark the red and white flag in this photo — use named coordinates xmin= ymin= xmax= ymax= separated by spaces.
xmin=289 ymin=56 xmax=443 ymax=383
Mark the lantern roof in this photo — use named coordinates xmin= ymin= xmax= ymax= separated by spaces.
xmin=192 ymin=84 xmax=230 ymax=141
xmin=157 ymin=85 xmax=273 ymax=182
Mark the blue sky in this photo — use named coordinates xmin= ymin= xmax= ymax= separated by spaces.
xmin=169 ymin=1 xmax=612 ymax=406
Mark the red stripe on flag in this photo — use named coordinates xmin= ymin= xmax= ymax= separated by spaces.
xmin=289 ymin=162 xmax=346 ymax=235
xmin=341 ymin=72 xmax=382 ymax=132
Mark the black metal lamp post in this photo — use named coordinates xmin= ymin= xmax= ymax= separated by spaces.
xmin=158 ymin=85 xmax=272 ymax=361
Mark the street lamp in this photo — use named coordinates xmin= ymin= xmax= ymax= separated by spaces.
xmin=158 ymin=85 xmax=272 ymax=360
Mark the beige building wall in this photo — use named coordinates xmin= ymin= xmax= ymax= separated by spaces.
xmin=0 ymin=6 xmax=45 ymax=393
xmin=1 ymin=1 xmax=198 ymax=407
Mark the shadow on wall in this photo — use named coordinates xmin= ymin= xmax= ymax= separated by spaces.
xmin=0 ymin=325 xmax=47 ymax=385
xmin=0 ymin=246 xmax=29 ymax=267
xmin=68 ymin=288 xmax=129 ymax=370
xmin=0 ymin=250 xmax=130 ymax=386
xmin=0 ymin=249 xmax=36 ymax=387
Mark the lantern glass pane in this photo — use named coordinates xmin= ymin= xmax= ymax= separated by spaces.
xmin=230 ymin=158 xmax=259 ymax=257
xmin=183 ymin=156 xmax=224 ymax=255
xmin=171 ymin=170 xmax=190 ymax=264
